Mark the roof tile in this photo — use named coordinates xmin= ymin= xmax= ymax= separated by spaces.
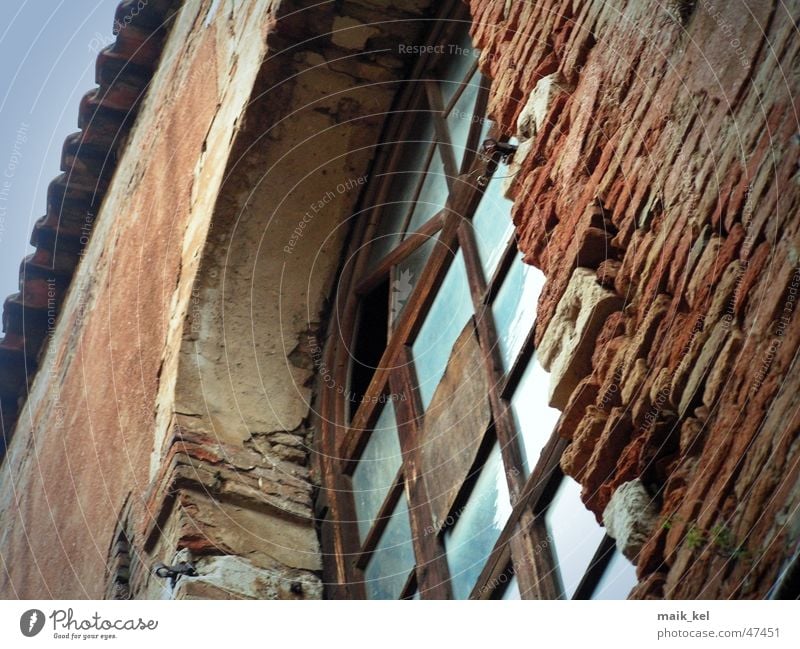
xmin=0 ymin=0 xmax=179 ymax=455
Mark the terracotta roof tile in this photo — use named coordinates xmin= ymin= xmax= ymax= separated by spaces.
xmin=0 ymin=0 xmax=180 ymax=456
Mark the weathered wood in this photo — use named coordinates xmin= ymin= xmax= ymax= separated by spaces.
xmin=355 ymin=212 xmax=444 ymax=296
xmin=484 ymin=233 xmax=519 ymax=306
xmin=338 ymin=375 xmax=390 ymax=473
xmin=390 ymin=351 xmax=452 ymax=599
xmin=458 ymin=74 xmax=489 ymax=174
xmin=420 ymin=320 xmax=492 ymax=530
xmin=425 ymin=79 xmax=459 ymax=187
xmin=316 ymin=1 xmax=571 ymax=600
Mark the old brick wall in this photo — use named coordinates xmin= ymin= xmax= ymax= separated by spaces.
xmin=470 ymin=0 xmax=800 ymax=597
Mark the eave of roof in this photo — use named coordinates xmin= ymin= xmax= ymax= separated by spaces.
xmin=0 ymin=0 xmax=181 ymax=457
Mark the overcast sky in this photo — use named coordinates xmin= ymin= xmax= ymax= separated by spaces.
xmin=0 ymin=1 xmax=118 ymax=320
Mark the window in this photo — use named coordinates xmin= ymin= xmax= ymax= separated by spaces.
xmin=542 ymin=476 xmax=638 ymax=600
xmin=316 ymin=8 xmax=637 ymax=600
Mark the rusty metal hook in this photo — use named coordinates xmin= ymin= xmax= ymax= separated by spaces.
xmin=481 ymin=138 xmax=518 ymax=164
xmin=153 ymin=561 xmax=197 ymax=587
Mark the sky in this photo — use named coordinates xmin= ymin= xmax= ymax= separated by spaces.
xmin=0 ymin=1 xmax=119 ymax=315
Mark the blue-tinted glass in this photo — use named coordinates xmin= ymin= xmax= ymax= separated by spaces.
xmin=351 ymin=401 xmax=403 ymax=542
xmin=447 ymin=72 xmax=482 ymax=169
xmin=368 ymin=114 xmax=435 ymax=267
xmin=364 ymin=495 xmax=416 ymax=599
xmin=492 ymin=257 xmax=546 ymax=371
xmin=471 ymin=166 xmax=515 ymax=279
xmin=366 ymin=203 xmax=408 ymax=269
xmin=544 ymin=477 xmax=606 ymax=599
xmin=444 ymin=442 xmax=512 ymax=599
xmin=438 ymin=28 xmax=479 ymax=106
xmin=511 ymin=355 xmax=561 ymax=474
xmin=391 ymin=234 xmax=439 ymax=325
xmin=411 ymin=250 xmax=473 ymax=410
xmin=405 ymin=145 xmax=449 ymax=236
xmin=591 ymin=549 xmax=637 ymax=600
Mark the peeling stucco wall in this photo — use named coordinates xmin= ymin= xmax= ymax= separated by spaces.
xmin=0 ymin=0 xmax=284 ymax=598
xmin=142 ymin=0 xmax=436 ymax=600
xmin=0 ymin=0 xmax=435 ymax=599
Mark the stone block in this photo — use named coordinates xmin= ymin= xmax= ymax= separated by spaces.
xmin=537 ymin=267 xmax=623 ymax=409
xmin=171 ymin=555 xmax=322 ymax=600
xmin=516 ymin=71 xmax=572 ymax=141
xmin=603 ymin=479 xmax=660 ymax=562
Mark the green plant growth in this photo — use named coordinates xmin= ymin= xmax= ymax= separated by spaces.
xmin=660 ymin=513 xmax=751 ymax=561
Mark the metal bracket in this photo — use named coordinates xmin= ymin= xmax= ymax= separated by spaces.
xmin=481 ymin=138 xmax=518 ymax=164
xmin=153 ymin=561 xmax=197 ymax=588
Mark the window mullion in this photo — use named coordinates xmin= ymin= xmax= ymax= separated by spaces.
xmin=390 ymin=209 xmax=461 ymax=345
xmin=484 ymin=233 xmax=520 ymax=305
xmin=442 ymin=57 xmax=480 ymax=115
xmin=425 ymin=80 xmax=459 ymax=187
xmin=467 ymin=526 xmax=513 ymax=599
xmin=459 ymin=224 xmax=526 ymax=496
xmin=466 ymin=432 xmax=569 ymax=598
xmin=353 ymin=469 xmax=405 ymax=568
xmin=500 ymin=319 xmax=538 ymax=399
xmin=316 ymin=273 xmax=368 ymax=598
xmin=525 ymin=519 xmax=563 ymax=599
xmin=460 ymin=78 xmax=491 ymax=173
xmin=338 ymin=375 xmax=391 ymax=471
xmin=466 ymin=511 xmax=547 ymax=600
xmin=389 ymin=350 xmax=453 ymax=599
xmin=399 ymin=570 xmax=418 ymax=600
xmin=572 ymin=536 xmax=616 ymax=600
xmin=465 ymin=501 xmax=555 ymax=600
xmin=355 ymin=210 xmax=445 ymax=296
xmin=338 ymin=214 xmax=462 ymax=469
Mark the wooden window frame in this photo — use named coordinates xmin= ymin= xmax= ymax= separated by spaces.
xmin=314 ymin=4 xmax=628 ymax=601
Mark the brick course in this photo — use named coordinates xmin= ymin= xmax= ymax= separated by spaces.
xmin=470 ymin=0 xmax=800 ymax=598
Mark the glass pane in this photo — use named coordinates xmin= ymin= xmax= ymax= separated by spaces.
xmin=544 ymin=477 xmax=606 ymax=599
xmin=471 ymin=165 xmax=515 ymax=279
xmin=404 ymin=145 xmax=449 ymax=236
xmin=438 ymin=28 xmax=478 ymax=106
xmin=351 ymin=401 xmax=403 ymax=542
xmin=501 ymin=573 xmax=521 ymax=600
xmin=411 ymin=249 xmax=473 ymax=410
xmin=368 ymin=112 xmax=435 ymax=268
xmin=492 ymin=256 xmax=546 ymax=371
xmin=364 ymin=495 xmax=416 ymax=599
xmin=366 ymin=204 xmax=407 ymax=269
xmin=591 ymin=549 xmax=637 ymax=600
xmin=510 ymin=354 xmax=561 ymax=475
xmin=478 ymin=114 xmax=493 ymax=146
xmin=391 ymin=234 xmax=439 ymax=326
xmin=446 ymin=71 xmax=482 ymax=169
xmin=444 ymin=442 xmax=512 ymax=599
